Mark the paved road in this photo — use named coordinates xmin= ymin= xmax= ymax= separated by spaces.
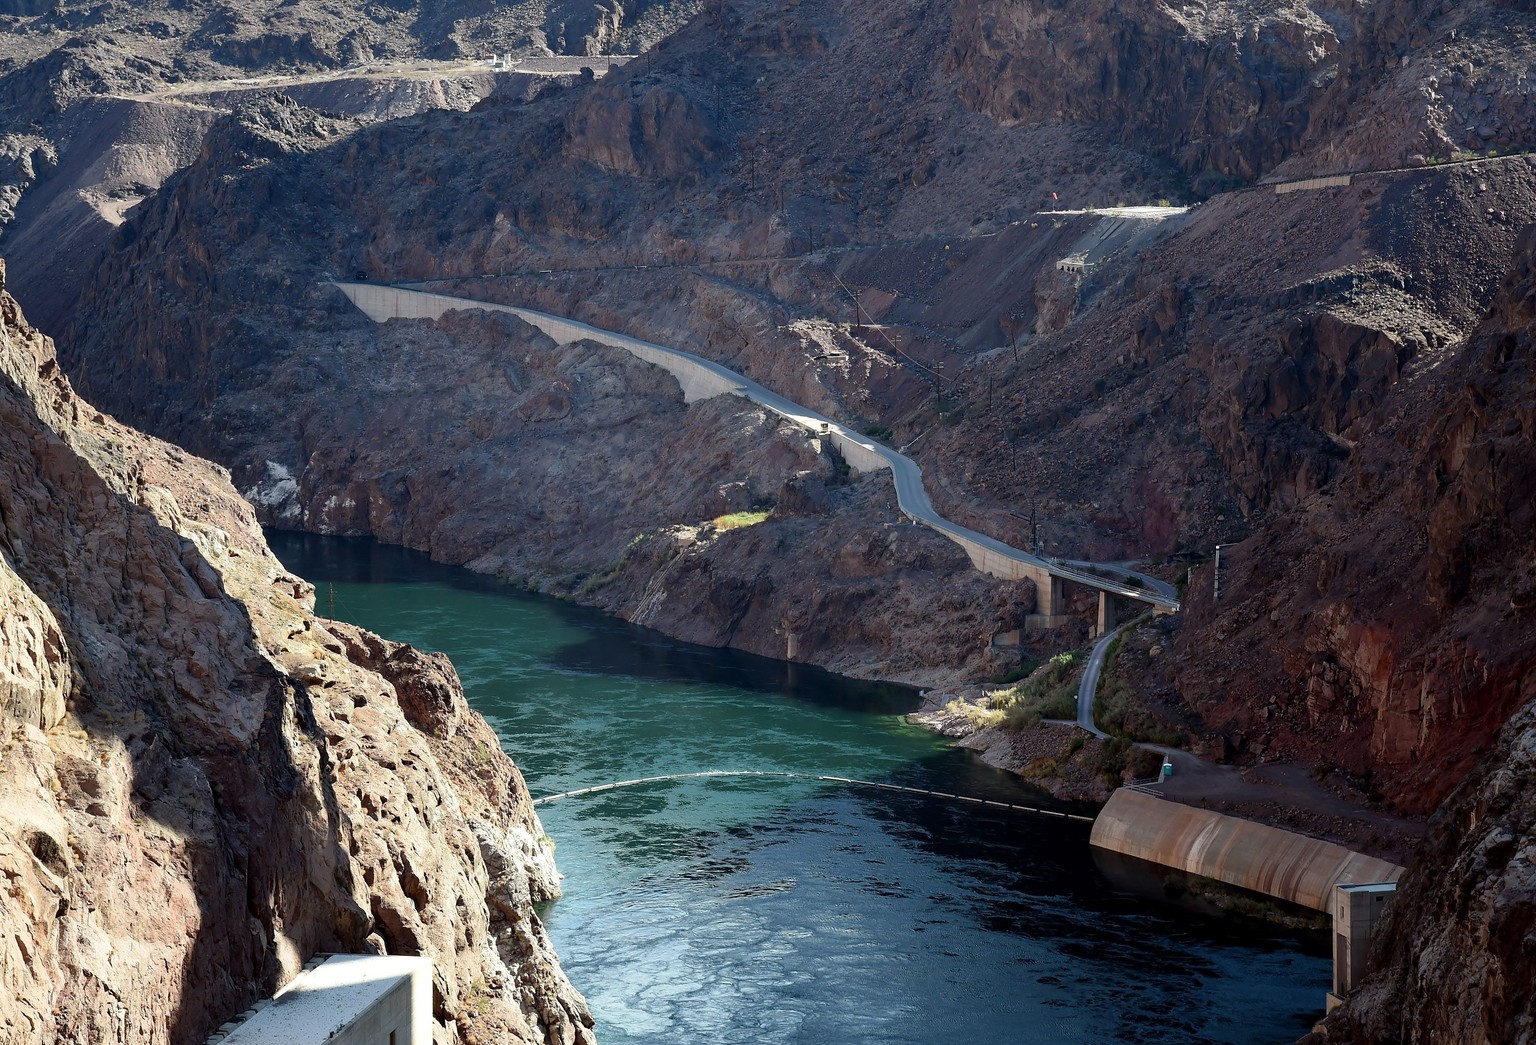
xmin=334 ymin=283 xmax=1179 ymax=612
xmin=1053 ymin=558 xmax=1178 ymax=602
xmin=1074 ymin=623 xmax=1125 ymax=739
xmin=114 ymin=55 xmax=634 ymax=103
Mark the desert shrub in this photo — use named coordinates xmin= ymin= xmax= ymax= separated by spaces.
xmin=995 ymin=651 xmax=1081 ymax=731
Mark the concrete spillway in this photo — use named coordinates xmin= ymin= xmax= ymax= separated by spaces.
xmin=1089 ymin=789 xmax=1403 ymax=911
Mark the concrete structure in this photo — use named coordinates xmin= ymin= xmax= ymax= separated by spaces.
xmin=329 ymin=283 xmax=1180 ymax=624
xmin=1096 ymin=591 xmax=1120 ymax=635
xmin=1089 ymin=788 xmax=1404 ymax=912
xmin=1328 ymin=882 xmax=1397 ymax=1011
xmin=1274 ymin=174 xmax=1352 ymax=194
xmin=212 ymin=955 xmax=431 ymax=1045
xmin=1049 ymin=210 xmax=1191 ymax=278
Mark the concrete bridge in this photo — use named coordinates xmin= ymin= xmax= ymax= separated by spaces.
xmin=330 ymin=282 xmax=1180 ymax=626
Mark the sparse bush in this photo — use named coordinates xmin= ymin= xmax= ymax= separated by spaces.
xmin=1094 ymin=626 xmax=1185 ymax=746
xmin=945 ymin=697 xmax=1003 ymax=730
xmin=994 ymin=650 xmax=1082 ymax=731
xmin=713 ymin=509 xmax=772 ymax=531
xmin=987 ymin=663 xmax=1035 ymax=686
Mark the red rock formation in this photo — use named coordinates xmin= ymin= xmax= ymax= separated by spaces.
xmin=1174 ymin=225 xmax=1536 ymax=814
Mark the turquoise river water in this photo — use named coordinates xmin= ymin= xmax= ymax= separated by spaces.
xmin=270 ymin=533 xmax=1328 ymax=1045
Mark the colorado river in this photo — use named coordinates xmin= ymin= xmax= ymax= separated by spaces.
xmin=271 ymin=533 xmax=1328 ymax=1044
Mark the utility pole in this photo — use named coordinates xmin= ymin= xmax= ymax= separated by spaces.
xmin=934 ymin=360 xmax=945 ymax=401
xmin=1214 ymin=544 xmax=1225 ymax=601
xmin=854 ymin=288 xmax=862 ymax=332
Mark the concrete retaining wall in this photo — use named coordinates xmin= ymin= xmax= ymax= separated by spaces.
xmin=1089 ymin=789 xmax=1403 ymax=911
xmin=1274 ymin=174 xmax=1352 ymax=194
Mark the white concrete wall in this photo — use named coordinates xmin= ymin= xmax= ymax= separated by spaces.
xmin=218 ymin=955 xmax=431 ymax=1045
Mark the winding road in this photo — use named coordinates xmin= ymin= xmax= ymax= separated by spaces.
xmin=1074 ymin=623 xmax=1126 ymax=740
xmin=332 ymin=282 xmax=1180 ymax=616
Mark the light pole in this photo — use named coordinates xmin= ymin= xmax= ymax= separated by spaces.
xmin=1214 ymin=543 xmax=1227 ymax=601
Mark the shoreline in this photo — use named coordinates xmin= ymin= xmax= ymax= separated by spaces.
xmin=909 ymin=688 xmax=1426 ymax=868
xmin=276 ymin=525 xmax=1426 ymax=867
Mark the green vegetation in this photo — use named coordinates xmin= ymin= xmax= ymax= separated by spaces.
xmin=464 ymin=978 xmax=493 ymax=1016
xmin=1094 ymin=630 xmax=1185 ymax=746
xmin=1095 ymin=736 xmax=1163 ymax=785
xmin=992 ymin=651 xmax=1082 ymax=730
xmin=943 ymin=697 xmax=1005 ymax=730
xmin=986 ymin=662 xmax=1036 ymax=686
xmin=864 ymin=423 xmax=894 ymax=441
xmin=713 ymin=509 xmax=772 ymax=531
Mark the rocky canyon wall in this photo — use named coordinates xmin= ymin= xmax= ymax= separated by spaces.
xmin=0 ymin=264 xmax=590 ymax=1044
xmin=1317 ymin=695 xmax=1536 ymax=1043
xmin=49 ymin=0 xmax=1536 ymax=810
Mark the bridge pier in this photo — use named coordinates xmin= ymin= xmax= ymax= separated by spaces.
xmin=1096 ymin=591 xmax=1120 ymax=638
xmin=1025 ymin=572 xmax=1072 ymax=630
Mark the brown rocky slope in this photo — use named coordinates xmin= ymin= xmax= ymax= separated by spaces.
xmin=0 ymin=263 xmax=591 ymax=1044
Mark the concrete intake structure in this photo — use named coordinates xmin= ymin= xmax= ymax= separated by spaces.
xmin=329 ymin=283 xmax=1179 ymax=626
xmin=1089 ymin=789 xmax=1404 ymax=911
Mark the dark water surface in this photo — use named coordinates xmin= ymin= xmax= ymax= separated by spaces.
xmin=270 ymin=533 xmax=1328 ymax=1044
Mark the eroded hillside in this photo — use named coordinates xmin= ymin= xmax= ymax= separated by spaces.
xmin=56 ymin=0 xmax=1536 ymax=766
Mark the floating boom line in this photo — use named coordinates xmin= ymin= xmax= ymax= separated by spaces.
xmin=530 ymin=769 xmax=1094 ymax=823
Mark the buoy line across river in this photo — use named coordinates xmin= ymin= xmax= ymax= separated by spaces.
xmin=532 ymin=769 xmax=1096 ymax=822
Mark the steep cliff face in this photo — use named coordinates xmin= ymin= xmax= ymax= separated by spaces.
xmin=0 ymin=266 xmax=590 ymax=1044
xmin=945 ymin=0 xmax=1337 ymax=183
xmin=946 ymin=0 xmax=1536 ymax=183
xmin=1166 ymin=223 xmax=1536 ymax=813
xmin=1317 ymin=697 xmax=1536 ymax=1043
